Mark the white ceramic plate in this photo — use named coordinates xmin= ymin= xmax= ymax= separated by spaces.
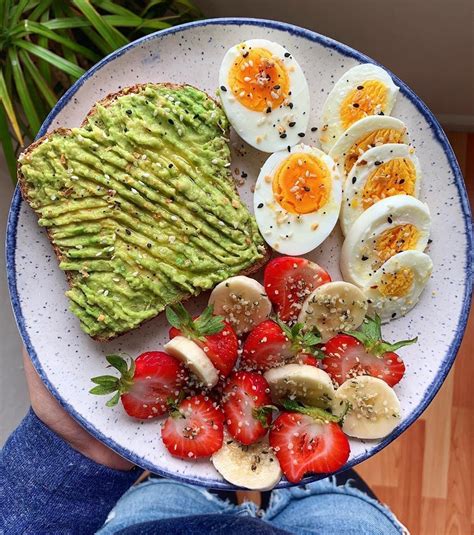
xmin=7 ymin=18 xmax=473 ymax=489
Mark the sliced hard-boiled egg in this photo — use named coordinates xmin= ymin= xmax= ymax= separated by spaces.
xmin=329 ymin=116 xmax=408 ymax=180
xmin=341 ymin=143 xmax=421 ymax=236
xmin=218 ymin=39 xmax=310 ymax=152
xmin=254 ymin=144 xmax=342 ymax=255
xmin=320 ymin=63 xmax=399 ymax=152
xmin=363 ymin=250 xmax=433 ymax=322
xmin=340 ymin=195 xmax=431 ymax=287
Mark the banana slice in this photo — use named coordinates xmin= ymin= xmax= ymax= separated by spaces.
xmin=164 ymin=336 xmax=218 ymax=388
xmin=335 ymin=376 xmax=401 ymax=439
xmin=208 ymin=276 xmax=272 ymax=335
xmin=298 ymin=281 xmax=368 ymax=342
xmin=212 ymin=433 xmax=282 ymax=490
xmin=264 ymin=364 xmax=335 ymax=410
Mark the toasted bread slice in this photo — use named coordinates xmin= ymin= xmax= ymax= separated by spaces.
xmin=18 ymin=83 xmax=270 ymax=341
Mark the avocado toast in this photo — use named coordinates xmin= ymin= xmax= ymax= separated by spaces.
xmin=18 ymin=83 xmax=269 ymax=341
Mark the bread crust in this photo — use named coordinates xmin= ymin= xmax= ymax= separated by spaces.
xmin=17 ymin=84 xmax=271 ymax=342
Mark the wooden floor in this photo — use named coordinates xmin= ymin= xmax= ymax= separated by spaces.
xmin=357 ymin=132 xmax=474 ymax=535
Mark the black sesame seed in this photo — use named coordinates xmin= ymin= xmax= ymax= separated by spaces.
xmin=168 ymin=118 xmax=174 ymax=125
xmin=288 ymin=103 xmax=294 ymax=109
xmin=257 ymin=203 xmax=264 ymax=209
xmin=125 ymin=229 xmax=131 ymax=236
xmin=353 ymin=103 xmax=360 ymax=108
xmin=378 ymin=111 xmax=385 ymax=116
xmin=428 ymin=238 xmax=433 ymax=244
xmin=399 ymin=179 xmax=405 ymax=184
xmin=273 ymin=85 xmax=280 ymax=90
xmin=280 ymin=133 xmax=287 ymax=139
xmin=361 ymin=255 xmax=368 ymax=261
xmin=220 ymin=85 xmax=227 ymax=92
xmin=287 ymin=145 xmax=291 ymax=152
xmin=125 ymin=109 xmax=132 ymax=115
xmin=298 ymin=132 xmax=305 ymax=138
xmin=168 ymin=163 xmax=173 ymax=168
xmin=391 ymin=312 xmax=397 ymax=318
xmin=352 ymin=176 xmax=357 ymax=184
xmin=388 ymin=216 xmax=393 ymax=223
xmin=304 ymin=186 xmax=310 ymax=192
xmin=242 ymin=51 xmax=249 ymax=58
xmin=357 ymin=85 xmax=364 ymax=90
xmin=284 ymin=52 xmax=291 ymax=58
xmin=311 ymin=126 xmax=318 ymax=132
xmin=288 ymin=121 xmax=296 ymax=127
xmin=241 ymin=172 xmax=248 ymax=178
xmin=147 ymin=243 xmax=152 ymax=248
xmin=266 ymin=107 xmax=272 ymax=114
xmin=374 ymin=161 xmax=382 ymax=166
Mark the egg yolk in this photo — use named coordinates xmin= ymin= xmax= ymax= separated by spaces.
xmin=228 ymin=45 xmax=290 ymax=112
xmin=273 ymin=153 xmax=331 ymax=215
xmin=378 ymin=268 xmax=414 ymax=297
xmin=375 ymin=224 xmax=420 ymax=266
xmin=340 ymin=80 xmax=388 ymax=130
xmin=344 ymin=128 xmax=405 ymax=174
xmin=361 ymin=158 xmax=416 ymax=209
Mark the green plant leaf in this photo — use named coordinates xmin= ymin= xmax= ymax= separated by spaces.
xmin=9 ymin=0 xmax=30 ymax=27
xmin=29 ymin=0 xmax=54 ymax=21
xmin=42 ymin=16 xmax=91 ymax=30
xmin=106 ymin=354 xmax=129 ymax=375
xmin=105 ymin=390 xmax=121 ymax=407
xmin=72 ymin=0 xmax=128 ymax=52
xmin=9 ymin=48 xmax=40 ymax=136
xmin=0 ymin=105 xmax=17 ymax=182
xmin=90 ymin=375 xmax=119 ymax=386
xmin=281 ymin=399 xmax=341 ymax=423
xmin=20 ymin=20 xmax=100 ymax=62
xmin=18 ymin=50 xmax=57 ymax=108
xmin=90 ymin=383 xmax=119 ymax=395
xmin=0 ymin=69 xmax=23 ymax=143
xmin=15 ymin=40 xmax=85 ymax=78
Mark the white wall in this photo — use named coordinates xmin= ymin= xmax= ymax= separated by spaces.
xmin=200 ymin=0 xmax=474 ymax=128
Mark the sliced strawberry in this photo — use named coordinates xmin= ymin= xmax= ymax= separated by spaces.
xmin=264 ymin=257 xmax=331 ymax=322
xmin=269 ymin=405 xmax=350 ymax=483
xmin=295 ymin=353 xmax=319 ymax=367
xmin=321 ymin=316 xmax=415 ymax=386
xmin=90 ymin=352 xmax=187 ymax=419
xmin=167 ymin=304 xmax=238 ymax=377
xmin=241 ymin=319 xmax=323 ymax=371
xmin=162 ymin=395 xmax=224 ymax=459
xmin=223 ymin=371 xmax=273 ymax=445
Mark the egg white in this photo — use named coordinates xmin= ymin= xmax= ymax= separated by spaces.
xmin=329 ymin=116 xmax=409 ymax=180
xmin=340 ymin=195 xmax=431 ymax=287
xmin=320 ymin=63 xmax=399 ymax=152
xmin=254 ymin=144 xmax=342 ymax=255
xmin=364 ymin=250 xmax=433 ymax=322
xmin=341 ymin=143 xmax=421 ymax=236
xmin=218 ymin=39 xmax=310 ymax=153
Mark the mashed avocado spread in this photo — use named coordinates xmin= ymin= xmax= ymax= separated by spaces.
xmin=19 ymin=84 xmax=266 ymax=340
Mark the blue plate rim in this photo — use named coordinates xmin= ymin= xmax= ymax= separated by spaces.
xmin=5 ymin=17 xmax=473 ymax=490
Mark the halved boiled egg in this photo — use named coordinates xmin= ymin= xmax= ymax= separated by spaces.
xmin=363 ymin=250 xmax=433 ymax=322
xmin=254 ymin=144 xmax=342 ymax=255
xmin=320 ymin=64 xmax=399 ymax=152
xmin=329 ymin=116 xmax=408 ymax=180
xmin=341 ymin=143 xmax=421 ymax=235
xmin=219 ymin=39 xmax=310 ymax=152
xmin=340 ymin=195 xmax=431 ymax=287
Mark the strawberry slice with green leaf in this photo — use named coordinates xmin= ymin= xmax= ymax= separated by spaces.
xmin=167 ymin=303 xmax=238 ymax=377
xmin=241 ymin=319 xmax=323 ymax=371
xmin=269 ymin=399 xmax=350 ymax=483
xmin=162 ymin=394 xmax=224 ymax=459
xmin=222 ymin=371 xmax=275 ymax=445
xmin=90 ymin=352 xmax=187 ymax=419
xmin=321 ymin=315 xmax=416 ymax=386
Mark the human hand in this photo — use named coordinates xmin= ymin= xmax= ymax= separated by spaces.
xmin=23 ymin=349 xmax=134 ymax=471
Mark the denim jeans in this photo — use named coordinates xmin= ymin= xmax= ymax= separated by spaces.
xmin=97 ymin=477 xmax=405 ymax=535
